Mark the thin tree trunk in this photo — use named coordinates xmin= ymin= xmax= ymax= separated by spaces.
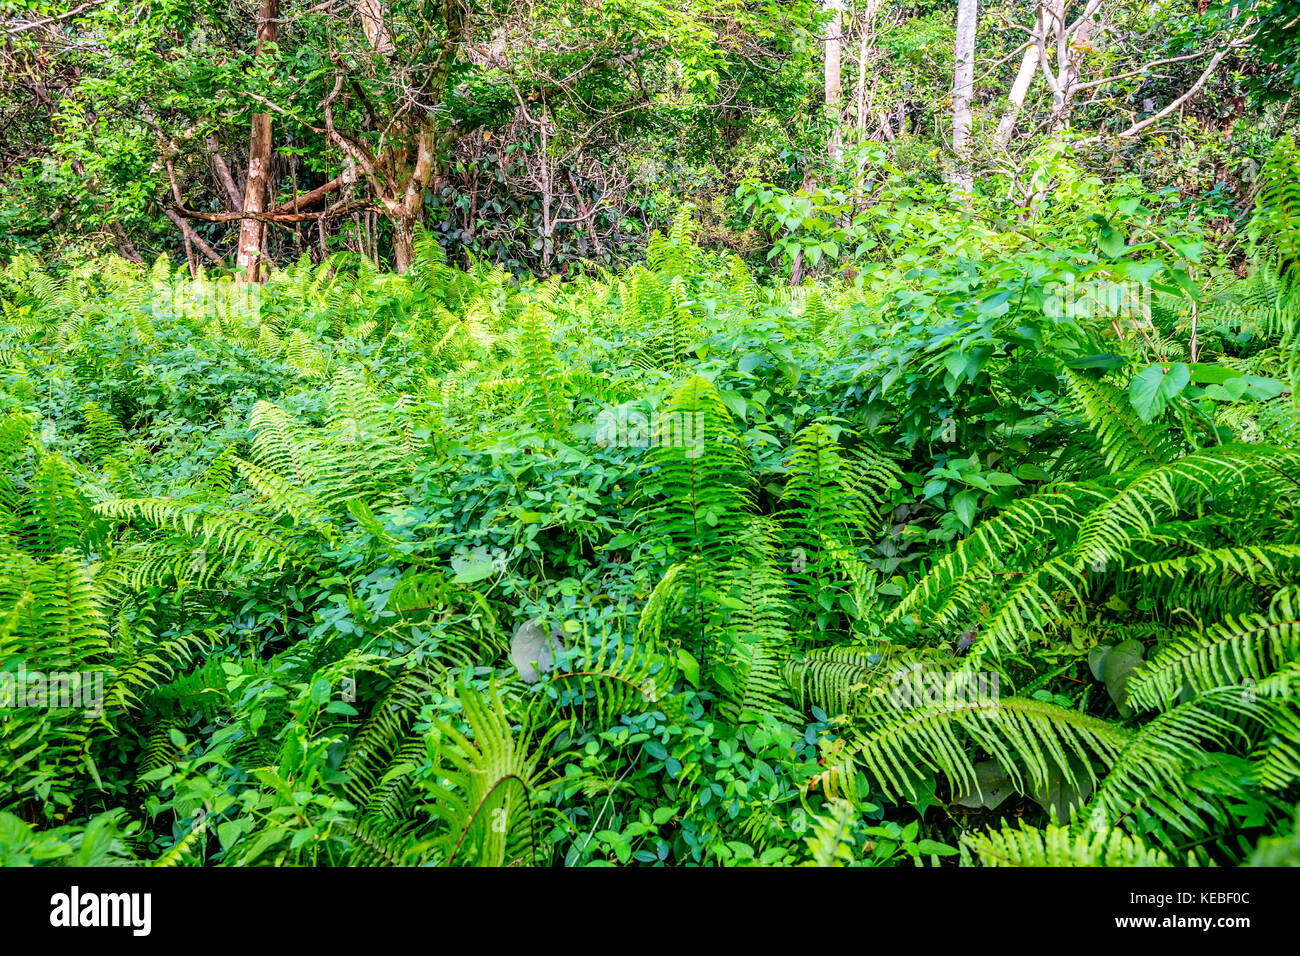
xmin=165 ymin=209 xmax=226 ymax=268
xmin=851 ymin=0 xmax=881 ymax=214
xmin=204 ymin=135 xmax=244 ymax=211
xmin=950 ymin=0 xmax=978 ymax=197
xmin=566 ymin=168 xmax=603 ymax=258
xmin=236 ymin=0 xmax=280 ymax=283
xmin=1036 ymin=0 xmax=1072 ymax=127
xmin=854 ymin=6 xmax=874 ymax=136
xmin=1049 ymin=0 xmax=1102 ymax=132
xmin=995 ymin=5 xmax=1043 ymax=146
xmin=824 ymin=0 xmax=843 ymax=163
xmin=358 ymin=0 xmax=393 ymax=53
xmin=534 ymin=107 xmax=554 ymax=271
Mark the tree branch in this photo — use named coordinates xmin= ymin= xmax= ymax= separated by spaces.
xmin=1088 ymin=31 xmax=1255 ymax=142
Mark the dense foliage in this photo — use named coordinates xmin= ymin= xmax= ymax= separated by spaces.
xmin=3 ymin=130 xmax=1300 ymax=866
xmin=4 ymin=0 xmax=1300 ymax=869
xmin=5 ymin=0 xmax=1296 ymax=274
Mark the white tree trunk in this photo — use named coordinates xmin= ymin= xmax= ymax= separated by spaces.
xmin=1051 ymin=0 xmax=1103 ymax=131
xmin=995 ymin=5 xmax=1043 ymax=146
xmin=853 ymin=0 xmax=881 ymax=137
xmin=950 ymin=0 xmax=978 ymax=196
xmin=824 ymin=0 xmax=843 ymax=163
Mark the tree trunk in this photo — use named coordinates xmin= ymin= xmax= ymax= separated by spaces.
xmin=823 ymin=0 xmax=843 ymax=163
xmin=390 ymin=212 xmax=415 ymax=273
xmin=236 ymin=0 xmax=280 ymax=283
xmin=950 ymin=0 xmax=978 ymax=197
xmin=328 ymin=0 xmax=465 ymax=273
xmin=1036 ymin=0 xmax=1076 ymax=129
xmin=995 ymin=5 xmax=1043 ymax=146
xmin=853 ymin=0 xmax=879 ymax=137
xmin=204 ymin=136 xmax=244 ymax=211
xmin=381 ymin=125 xmax=437 ymax=273
xmin=1049 ymin=0 xmax=1102 ymax=132
xmin=851 ymin=0 xmax=882 ymax=213
xmin=539 ymin=110 xmax=554 ymax=270
xmin=358 ymin=0 xmax=393 ymax=53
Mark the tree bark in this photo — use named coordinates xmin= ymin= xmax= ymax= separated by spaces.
xmin=382 ymin=125 xmax=438 ymax=273
xmin=235 ymin=0 xmax=280 ymax=283
xmin=995 ymin=5 xmax=1043 ymax=146
xmin=1050 ymin=0 xmax=1103 ymax=131
xmin=390 ymin=209 xmax=417 ymax=273
xmin=853 ymin=0 xmax=880 ymax=137
xmin=329 ymin=0 xmax=465 ymax=272
xmin=204 ymin=135 xmax=243 ymax=211
xmin=823 ymin=0 xmax=843 ymax=162
xmin=950 ymin=0 xmax=978 ymax=197
xmin=165 ymin=209 xmax=227 ymax=268
xmin=358 ymin=0 xmax=394 ymax=53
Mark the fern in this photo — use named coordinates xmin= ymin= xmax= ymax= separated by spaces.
xmin=1252 ymin=134 xmax=1300 ymax=273
xmin=845 ymin=689 xmax=1129 ymax=804
xmin=1063 ymin=368 xmax=1180 ymax=472
xmin=1127 ymin=589 xmax=1300 ymax=709
xmin=962 ymin=821 xmax=1173 ymax=866
xmin=422 ymin=682 xmax=563 ymax=867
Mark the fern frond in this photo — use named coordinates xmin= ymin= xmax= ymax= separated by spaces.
xmin=1063 ymin=368 xmax=1180 ymax=473
xmin=962 ymin=821 xmax=1172 ymax=866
